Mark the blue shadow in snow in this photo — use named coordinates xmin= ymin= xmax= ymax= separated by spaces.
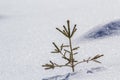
xmin=83 ymin=20 xmax=120 ymax=40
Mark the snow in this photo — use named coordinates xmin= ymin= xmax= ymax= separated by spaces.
xmin=77 ymin=20 xmax=120 ymax=43
xmin=0 ymin=0 xmax=120 ymax=80
xmin=43 ymin=67 xmax=106 ymax=80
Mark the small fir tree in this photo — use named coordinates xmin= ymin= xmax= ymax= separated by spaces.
xmin=42 ymin=20 xmax=104 ymax=72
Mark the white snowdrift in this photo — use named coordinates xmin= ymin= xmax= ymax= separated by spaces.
xmin=0 ymin=0 xmax=120 ymax=80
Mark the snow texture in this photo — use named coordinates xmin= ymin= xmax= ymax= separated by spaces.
xmin=1 ymin=0 xmax=120 ymax=80
xmin=81 ymin=20 xmax=120 ymax=40
xmin=42 ymin=72 xmax=76 ymax=80
xmin=43 ymin=67 xmax=106 ymax=80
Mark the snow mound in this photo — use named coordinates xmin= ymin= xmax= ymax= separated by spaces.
xmin=81 ymin=20 xmax=120 ymax=41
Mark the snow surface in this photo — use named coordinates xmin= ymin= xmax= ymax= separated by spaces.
xmin=1 ymin=0 xmax=120 ymax=80
xmin=78 ymin=20 xmax=120 ymax=42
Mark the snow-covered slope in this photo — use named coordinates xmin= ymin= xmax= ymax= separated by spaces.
xmin=0 ymin=0 xmax=120 ymax=80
